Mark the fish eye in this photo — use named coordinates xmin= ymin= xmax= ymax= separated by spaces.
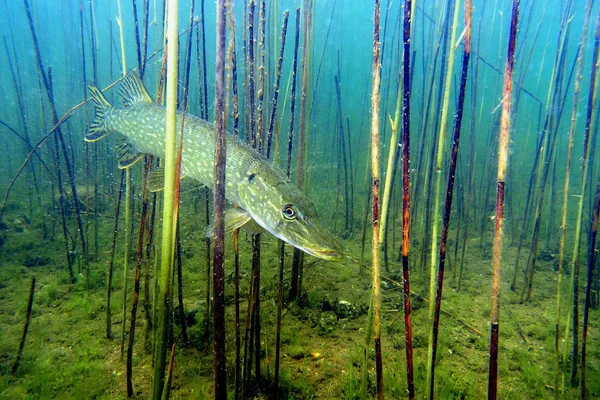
xmin=282 ymin=204 xmax=297 ymax=220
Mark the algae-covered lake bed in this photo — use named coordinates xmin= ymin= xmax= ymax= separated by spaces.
xmin=0 ymin=201 xmax=597 ymax=398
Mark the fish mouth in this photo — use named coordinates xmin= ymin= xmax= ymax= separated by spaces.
xmin=302 ymin=243 xmax=343 ymax=261
xmin=313 ymin=249 xmax=343 ymax=261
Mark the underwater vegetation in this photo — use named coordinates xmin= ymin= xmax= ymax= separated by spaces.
xmin=0 ymin=0 xmax=599 ymax=399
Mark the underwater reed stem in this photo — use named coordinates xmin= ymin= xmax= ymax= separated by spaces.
xmin=117 ymin=0 xmax=127 ymax=73
xmin=11 ymin=276 xmax=35 ymax=375
xmin=296 ymin=0 xmax=314 ymax=191
xmin=107 ymin=171 xmax=125 ymax=339
xmin=132 ymin=0 xmax=143 ymax=74
xmin=370 ymin=0 xmax=383 ymax=397
xmin=288 ymin=8 xmax=302 ymax=302
xmin=127 ymin=160 xmax=151 ymax=397
xmin=274 ymin=239 xmax=285 ymax=394
xmin=555 ymin=0 xmax=593 ymax=394
xmin=334 ymin=71 xmax=350 ymax=237
xmin=141 ymin=0 xmax=150 ymax=77
xmin=3 ymin=35 xmax=44 ymax=238
xmin=489 ymin=0 xmax=519 ymax=397
xmin=581 ymin=178 xmax=600 ymax=399
xmin=121 ymin=168 xmax=131 ymax=359
xmin=23 ymin=0 xmax=89 ymax=275
xmin=428 ymin=1 xmax=471 ymax=397
xmin=379 ymin=76 xmax=401 ymax=245
xmin=233 ymin=228 xmax=241 ymax=400
xmin=152 ymin=0 xmax=179 ymax=397
xmin=162 ymin=343 xmax=177 ymax=400
xmin=256 ymin=0 xmax=266 ymax=152
xmin=401 ymin=0 xmax=415 ymax=397
xmin=175 ymin=225 xmax=188 ymax=344
xmin=286 ymin=8 xmax=300 ymax=178
xmin=227 ymin=0 xmax=239 ymax=137
xmin=248 ymin=0 xmax=257 ymax=146
xmin=266 ymin=10 xmax=290 ymax=160
xmin=427 ymin=1 xmax=460 ymax=393
xmin=568 ymin=7 xmax=600 ymax=387
xmin=213 ymin=0 xmax=228 ymax=396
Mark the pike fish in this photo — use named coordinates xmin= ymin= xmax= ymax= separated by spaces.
xmin=85 ymin=71 xmax=342 ymax=260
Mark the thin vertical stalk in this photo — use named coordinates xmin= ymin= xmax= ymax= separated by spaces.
xmin=401 ymin=0 xmax=415 ymax=397
xmin=117 ymin=0 xmax=127 ymax=73
xmin=3 ymin=36 xmax=44 ymax=239
xmin=370 ymin=0 xmax=383 ymax=398
xmin=233 ymin=228 xmax=241 ymax=400
xmin=256 ymin=0 xmax=266 ymax=152
xmin=334 ymin=71 xmax=350 ymax=237
xmin=489 ymin=1 xmax=519 ymax=397
xmin=248 ymin=0 xmax=257 ymax=146
xmin=379 ymin=78 xmax=401 ymax=245
xmin=23 ymin=0 xmax=88 ymax=279
xmin=266 ymin=11 xmax=289 ymax=160
xmin=227 ymin=0 xmax=239 ymax=137
xmin=107 ymin=171 xmax=125 ymax=339
xmin=428 ymin=1 xmax=471 ymax=397
xmin=213 ymin=0 xmax=228 ymax=397
xmin=581 ymin=178 xmax=600 ymax=399
xmin=568 ymin=8 xmax=600 ymax=388
xmin=296 ymin=0 xmax=313 ymax=191
xmin=152 ymin=0 xmax=179 ymax=397
xmin=274 ymin=239 xmax=285 ymax=394
xmin=132 ymin=0 xmax=143 ymax=73
xmin=427 ymin=1 xmax=460 ymax=391
xmin=288 ymin=8 xmax=302 ymax=302
xmin=121 ymin=168 xmax=131 ymax=358
xmin=11 ymin=276 xmax=36 ymax=374
xmin=127 ymin=159 xmax=151 ymax=397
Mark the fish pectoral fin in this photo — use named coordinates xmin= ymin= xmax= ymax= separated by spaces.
xmin=117 ymin=141 xmax=144 ymax=169
xmin=205 ymin=208 xmax=264 ymax=238
xmin=146 ymin=167 xmax=185 ymax=192
xmin=239 ymin=219 xmax=264 ymax=235
xmin=147 ymin=167 xmax=165 ymax=192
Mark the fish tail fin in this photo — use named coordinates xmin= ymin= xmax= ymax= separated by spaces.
xmin=85 ymin=83 xmax=112 ymax=142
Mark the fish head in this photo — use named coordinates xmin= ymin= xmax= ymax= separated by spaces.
xmin=238 ymin=166 xmax=343 ymax=261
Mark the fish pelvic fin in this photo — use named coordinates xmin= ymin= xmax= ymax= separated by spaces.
xmin=85 ymin=83 xmax=112 ymax=142
xmin=117 ymin=141 xmax=144 ymax=169
xmin=119 ymin=70 xmax=154 ymax=108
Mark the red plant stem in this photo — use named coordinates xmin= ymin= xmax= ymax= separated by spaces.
xmin=489 ymin=0 xmax=520 ymax=398
xmin=401 ymin=0 xmax=414 ymax=398
xmin=429 ymin=1 xmax=472 ymax=397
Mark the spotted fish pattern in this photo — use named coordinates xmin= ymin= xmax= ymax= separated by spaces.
xmin=85 ymin=71 xmax=342 ymax=260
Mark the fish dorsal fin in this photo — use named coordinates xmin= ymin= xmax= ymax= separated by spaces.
xmin=119 ymin=70 xmax=154 ymax=108
xmin=117 ymin=141 xmax=144 ymax=169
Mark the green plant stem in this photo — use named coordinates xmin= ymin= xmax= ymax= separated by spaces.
xmin=152 ymin=0 xmax=178 ymax=397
